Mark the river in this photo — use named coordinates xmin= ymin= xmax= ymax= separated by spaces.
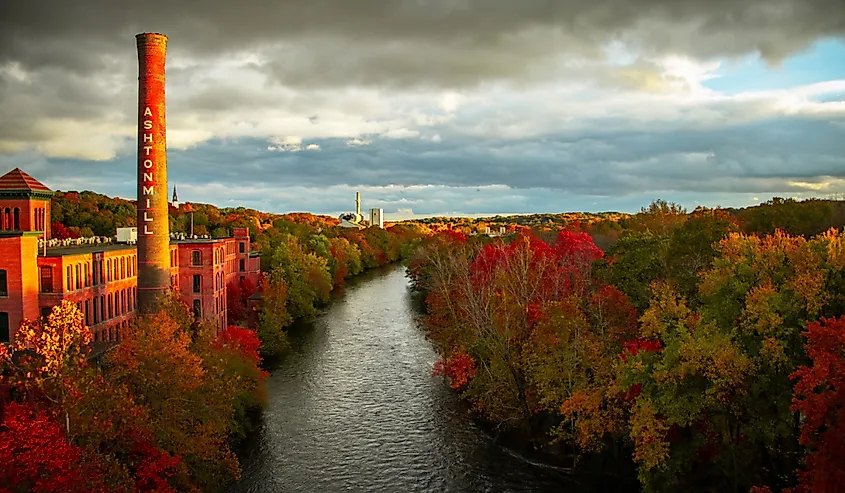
xmin=231 ymin=264 xmax=580 ymax=493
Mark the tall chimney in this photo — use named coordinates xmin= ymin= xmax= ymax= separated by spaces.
xmin=356 ymin=191 xmax=361 ymax=217
xmin=136 ymin=33 xmax=170 ymax=314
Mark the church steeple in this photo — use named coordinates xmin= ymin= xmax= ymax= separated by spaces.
xmin=171 ymin=185 xmax=179 ymax=208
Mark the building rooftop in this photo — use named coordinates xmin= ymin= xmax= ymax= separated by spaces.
xmin=170 ymin=237 xmax=231 ymax=244
xmin=0 ymin=168 xmax=52 ymax=192
xmin=42 ymin=243 xmax=138 ymax=257
xmin=40 ymin=237 xmax=241 ymax=257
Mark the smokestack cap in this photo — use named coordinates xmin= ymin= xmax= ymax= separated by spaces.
xmin=136 ymin=33 xmax=168 ymax=46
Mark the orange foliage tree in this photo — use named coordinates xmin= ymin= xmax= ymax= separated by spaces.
xmin=105 ymin=308 xmax=240 ymax=490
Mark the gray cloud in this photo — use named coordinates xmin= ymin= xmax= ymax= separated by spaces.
xmin=26 ymin=111 xmax=845 ymax=214
xmin=4 ymin=0 xmax=845 ymax=86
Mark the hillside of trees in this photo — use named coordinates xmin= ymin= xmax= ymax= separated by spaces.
xmin=48 ymin=190 xmax=340 ymax=240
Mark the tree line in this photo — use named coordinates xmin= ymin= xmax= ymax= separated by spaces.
xmin=407 ymin=202 xmax=844 ymax=493
xmin=229 ymin=217 xmax=426 ymax=359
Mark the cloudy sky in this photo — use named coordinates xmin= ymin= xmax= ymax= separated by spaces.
xmin=2 ymin=1 xmax=844 ymax=220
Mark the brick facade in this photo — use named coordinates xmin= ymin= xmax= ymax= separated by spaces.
xmin=0 ymin=168 xmax=259 ymax=344
xmin=174 ymin=239 xmax=234 ymax=336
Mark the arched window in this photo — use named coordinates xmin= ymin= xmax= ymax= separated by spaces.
xmin=12 ymin=208 xmax=19 ymax=230
xmin=120 ymin=258 xmax=126 ymax=279
xmin=3 ymin=208 xmax=11 ymax=230
xmin=192 ymin=250 xmax=201 ymax=266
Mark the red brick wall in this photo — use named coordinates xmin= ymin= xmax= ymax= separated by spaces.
xmin=177 ymin=241 xmax=229 ymax=335
xmin=0 ymin=198 xmax=50 ymax=238
xmin=0 ymin=235 xmax=39 ymax=342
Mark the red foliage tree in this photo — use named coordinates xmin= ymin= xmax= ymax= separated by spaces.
xmin=51 ymin=222 xmax=80 ymax=240
xmin=129 ymin=439 xmax=181 ymax=493
xmin=0 ymin=402 xmax=108 ymax=493
xmin=789 ymin=316 xmax=845 ymax=493
xmin=215 ymin=326 xmax=263 ymax=366
xmin=433 ymin=350 xmax=477 ymax=390
xmin=438 ymin=229 xmax=467 ymax=244
xmin=226 ymin=277 xmax=257 ymax=323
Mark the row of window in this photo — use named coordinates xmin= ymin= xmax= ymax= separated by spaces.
xmin=92 ymin=320 xmax=129 ymax=342
xmin=170 ymin=273 xmax=232 ymax=294
xmin=0 ymin=206 xmax=47 ymax=231
xmin=168 ymin=243 xmax=247 ymax=270
xmin=171 ymin=249 xmax=221 ymax=268
xmin=0 ymin=286 xmax=137 ymax=344
xmin=54 ymin=255 xmax=136 ymax=293
xmin=63 ymin=287 xmax=137 ymax=327
xmin=1 ymin=260 xmax=247 ymax=301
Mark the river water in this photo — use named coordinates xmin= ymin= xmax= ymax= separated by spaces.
xmin=231 ymin=265 xmax=579 ymax=493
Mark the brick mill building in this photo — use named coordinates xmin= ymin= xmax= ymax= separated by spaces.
xmin=0 ymin=168 xmax=261 ymax=344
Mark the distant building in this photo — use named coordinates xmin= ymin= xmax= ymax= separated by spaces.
xmin=0 ymin=168 xmax=261 ymax=345
xmin=338 ymin=191 xmax=366 ymax=229
xmin=369 ymin=208 xmax=384 ymax=229
xmin=171 ymin=185 xmax=179 ymax=209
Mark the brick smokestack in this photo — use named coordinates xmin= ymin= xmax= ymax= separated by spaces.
xmin=136 ymin=33 xmax=170 ymax=314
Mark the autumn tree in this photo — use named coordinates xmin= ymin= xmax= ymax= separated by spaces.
xmin=0 ymin=402 xmax=110 ymax=493
xmin=105 ymin=309 xmax=240 ymax=491
xmin=1 ymin=301 xmax=92 ymax=410
xmin=256 ymin=271 xmax=292 ymax=359
xmin=227 ymin=277 xmax=257 ymax=324
xmin=789 ymin=317 xmax=845 ymax=493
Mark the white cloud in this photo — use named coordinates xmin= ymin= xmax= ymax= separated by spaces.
xmin=381 ymin=128 xmax=420 ymax=139
xmin=267 ymin=135 xmax=319 ymax=152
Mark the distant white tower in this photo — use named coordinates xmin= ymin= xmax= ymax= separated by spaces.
xmin=369 ymin=208 xmax=384 ymax=229
xmin=171 ymin=185 xmax=179 ymax=208
xmin=338 ymin=191 xmax=366 ymax=228
xmin=356 ymin=191 xmax=361 ymax=218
